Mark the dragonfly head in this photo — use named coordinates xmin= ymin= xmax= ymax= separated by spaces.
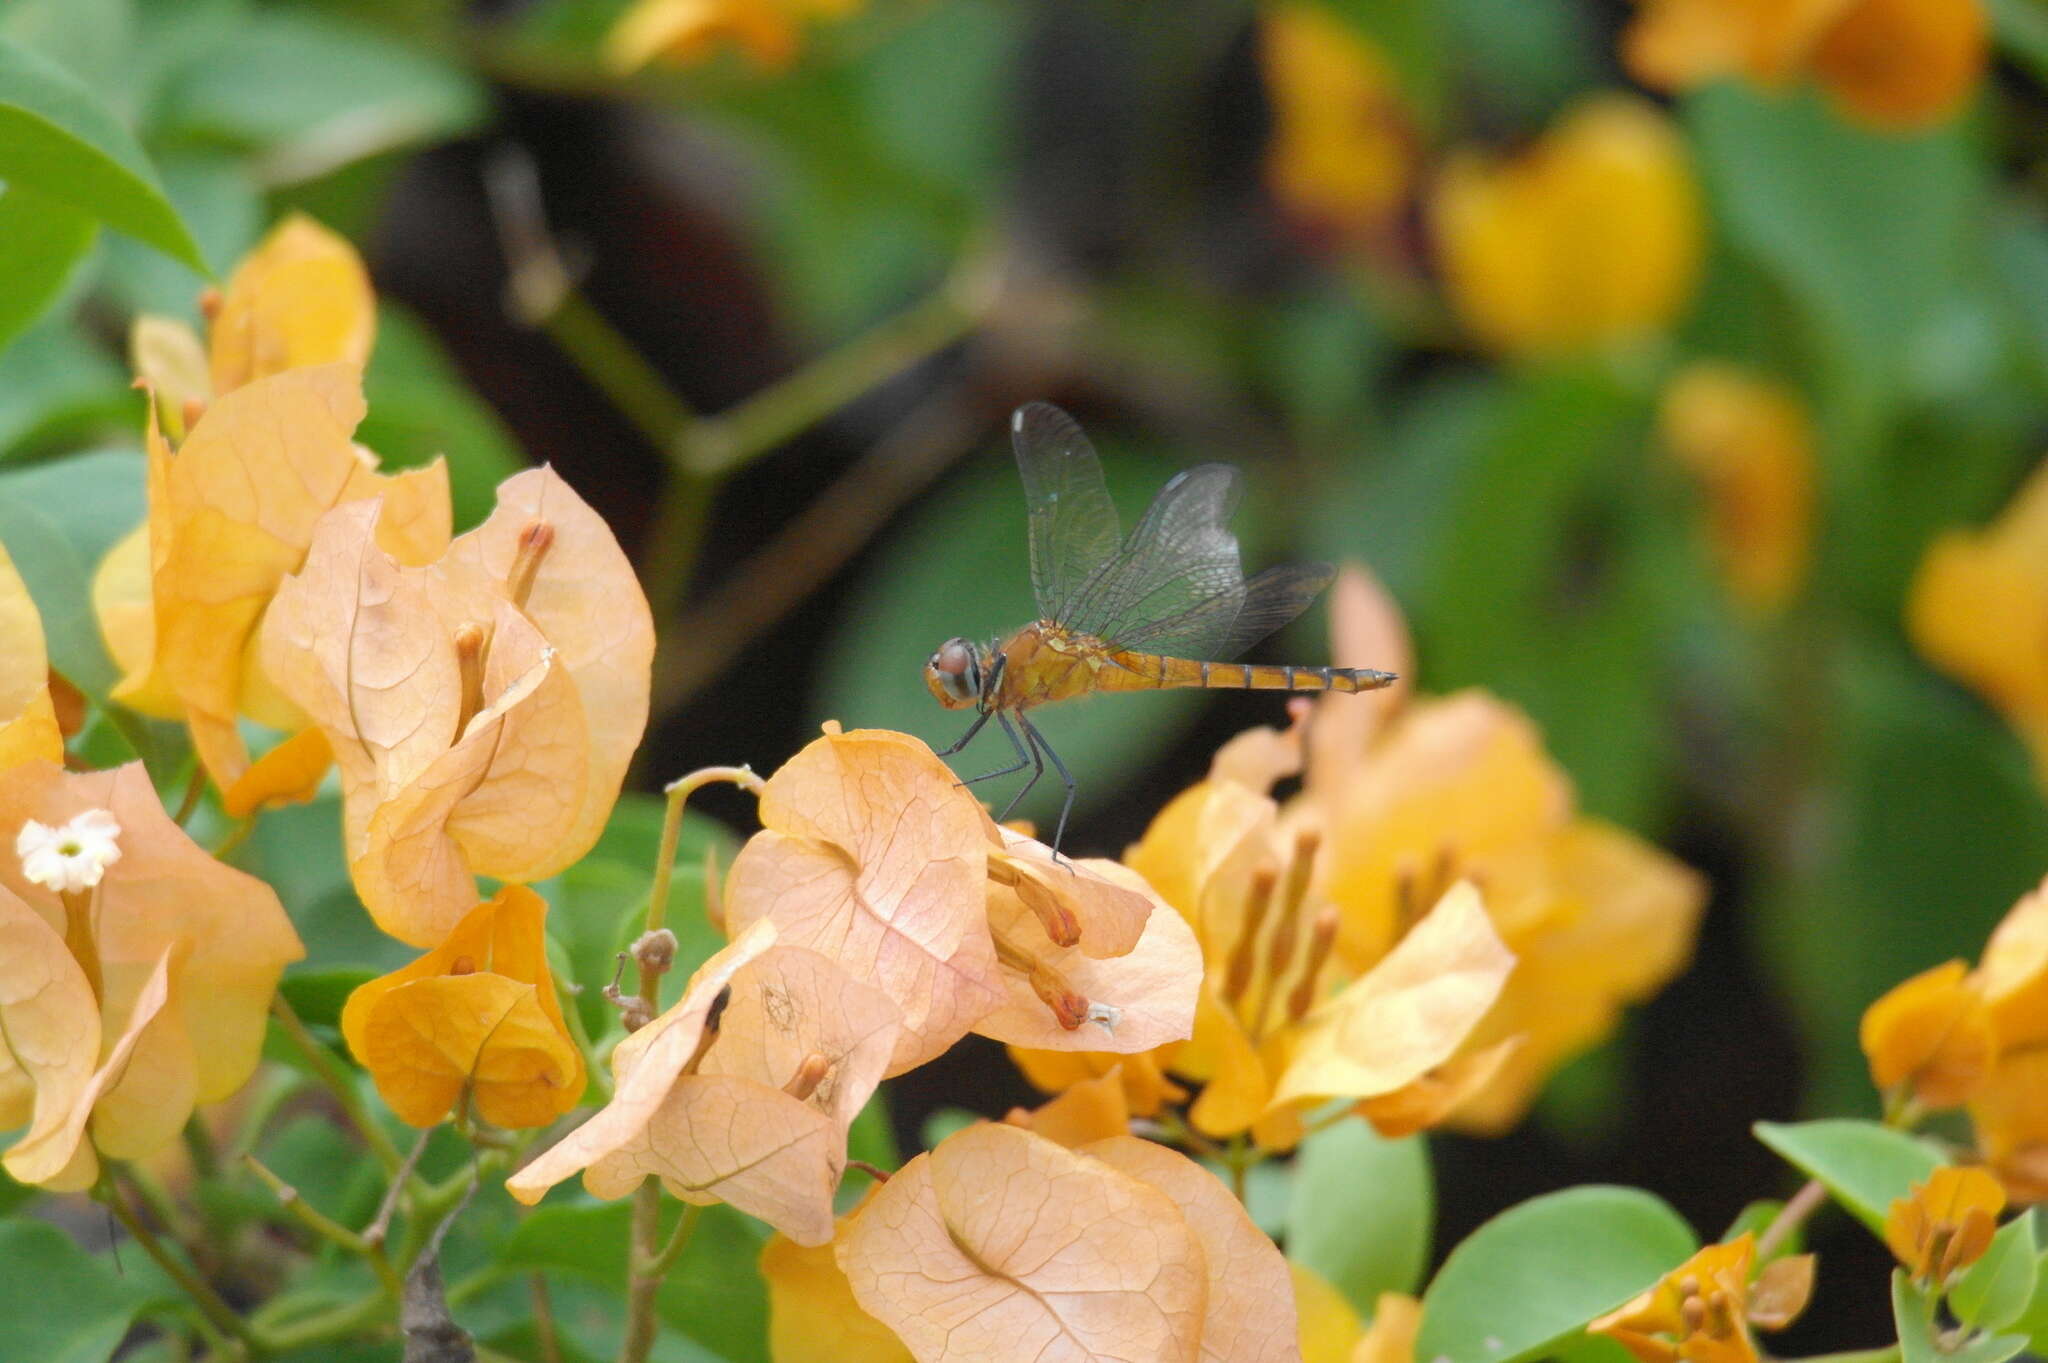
xmin=924 ymin=637 xmax=983 ymax=709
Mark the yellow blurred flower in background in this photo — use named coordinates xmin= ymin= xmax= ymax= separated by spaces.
xmin=1660 ymin=362 xmax=1817 ymax=618
xmin=1625 ymin=0 xmax=1986 ymax=132
xmin=1430 ymin=96 xmax=1701 ymax=360
xmin=1260 ymin=2 xmax=1414 ymax=248
xmin=0 ymin=540 xmax=62 ymax=770
xmin=1860 ymin=878 xmax=2048 ymax=1199
xmin=1909 ymin=459 xmax=2048 ymax=787
xmin=608 ymin=0 xmax=863 ymax=71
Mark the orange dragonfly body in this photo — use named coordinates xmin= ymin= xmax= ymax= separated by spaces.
xmin=926 ymin=402 xmax=1395 ymax=849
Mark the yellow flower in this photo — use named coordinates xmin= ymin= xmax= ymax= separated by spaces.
xmin=1010 ymin=567 xmax=1705 ymax=1139
xmin=0 ymin=761 xmax=303 ymax=1189
xmin=96 ymin=214 xmax=448 ymax=803
xmin=1589 ymin=1235 xmax=1815 ymax=1363
xmin=606 ymin=0 xmax=862 ymax=71
xmin=1885 ymin=1166 xmax=2006 ymax=1284
xmin=0 ymin=538 xmax=62 ymax=771
xmin=1909 ymin=459 xmax=2048 ymax=787
xmin=1859 ymin=960 xmax=1995 ymax=1110
xmin=1860 ymin=879 xmax=2048 ymax=1200
xmin=1625 ymin=0 xmax=1987 ymax=133
xmin=1660 ymin=363 xmax=1816 ymax=617
xmin=341 ymin=886 xmax=585 ymax=1129
xmin=1260 ymin=3 xmax=1414 ymax=247
xmin=1431 ymin=96 xmax=1701 ymax=359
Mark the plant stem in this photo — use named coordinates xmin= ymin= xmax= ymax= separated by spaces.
xmin=244 ymin=1155 xmax=402 ymax=1298
xmin=530 ymin=1273 xmax=564 ymax=1363
xmin=1757 ymin=1178 xmax=1828 ymax=1260
xmin=619 ymin=1193 xmax=702 ymax=1363
xmin=99 ymin=1175 xmax=258 ymax=1357
xmin=269 ymin=995 xmax=404 ymax=1173
xmin=172 ymin=762 xmax=207 ymax=825
xmin=637 ymin=766 xmax=764 ymax=1012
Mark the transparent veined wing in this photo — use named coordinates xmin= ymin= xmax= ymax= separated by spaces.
xmin=1057 ymin=462 xmax=1265 ymax=656
xmin=1012 ymin=402 xmax=1122 ymax=625
xmin=1111 ymin=560 xmax=1336 ymax=661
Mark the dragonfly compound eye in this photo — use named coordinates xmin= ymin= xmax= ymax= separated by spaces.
xmin=924 ymin=638 xmax=980 ymax=707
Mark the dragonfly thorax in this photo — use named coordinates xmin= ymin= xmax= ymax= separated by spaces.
xmin=924 ymin=636 xmax=988 ymax=709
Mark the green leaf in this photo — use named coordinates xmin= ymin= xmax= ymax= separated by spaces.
xmin=0 ymin=319 xmax=127 ymax=459
xmin=2014 ymin=1246 xmax=2048 ymax=1354
xmin=1416 ymin=1185 xmax=1697 ymax=1363
xmin=279 ymin=967 xmax=375 ymax=1031
xmin=97 ymin=152 xmax=261 ymax=322
xmin=0 ymin=185 xmax=95 ymax=351
xmin=0 ymin=445 xmax=145 ymax=697
xmin=1753 ymin=1119 xmax=1944 ymax=1233
xmin=156 ymin=9 xmax=485 ymax=184
xmin=0 ymin=36 xmax=205 ymax=270
xmin=817 ymin=440 xmax=1208 ymax=844
xmin=1286 ymin=1120 xmax=1433 ymax=1315
xmin=1685 ymin=84 xmax=1977 ymax=455
xmin=362 ymin=306 xmax=524 ymax=531
xmin=1895 ymin=1268 xmax=1940 ymax=1363
xmin=1955 ymin=1213 xmax=2041 ymax=1333
xmin=0 ymin=1219 xmax=163 ymax=1363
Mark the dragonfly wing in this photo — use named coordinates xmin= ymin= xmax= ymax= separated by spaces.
xmin=1061 ymin=462 xmax=1250 ymax=649
xmin=1111 ymin=560 xmax=1335 ymax=660
xmin=1013 ymin=402 xmax=1122 ymax=624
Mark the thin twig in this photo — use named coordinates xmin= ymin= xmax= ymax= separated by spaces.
xmin=530 ymin=1274 xmax=565 ymax=1363
xmin=172 ymin=762 xmax=207 ymax=825
xmin=98 ymin=1174 xmax=258 ymax=1356
xmin=1757 ymin=1178 xmax=1828 ymax=1260
xmin=364 ymin=1129 xmax=435 ymax=1251
xmin=270 ymin=995 xmax=404 ymax=1173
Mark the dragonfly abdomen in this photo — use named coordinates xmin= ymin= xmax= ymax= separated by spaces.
xmin=1108 ymin=652 xmax=1398 ymax=695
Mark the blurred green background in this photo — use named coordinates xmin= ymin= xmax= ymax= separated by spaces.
xmin=3 ymin=0 xmax=2047 ymax=1348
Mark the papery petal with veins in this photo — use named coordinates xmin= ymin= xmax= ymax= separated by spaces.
xmin=0 ymin=540 xmax=60 ymax=770
xmin=0 ymin=761 xmax=302 ymax=1173
xmin=838 ymin=1123 xmax=1207 ymax=1363
xmin=725 ymin=728 xmax=1001 ymax=1073
xmin=1082 ymin=1135 xmax=1303 ymax=1363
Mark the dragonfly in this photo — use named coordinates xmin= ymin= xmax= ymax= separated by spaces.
xmin=926 ymin=401 xmax=1397 ymax=852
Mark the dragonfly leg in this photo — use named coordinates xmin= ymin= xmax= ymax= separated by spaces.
xmin=994 ymin=713 xmax=1045 ymax=819
xmin=935 ymin=707 xmax=992 ymax=757
xmin=961 ymin=710 xmax=1033 ymax=786
xmin=1018 ymin=714 xmax=1077 ymax=860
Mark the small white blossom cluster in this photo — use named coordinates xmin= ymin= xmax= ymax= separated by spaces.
xmin=16 ymin=808 xmax=123 ymax=893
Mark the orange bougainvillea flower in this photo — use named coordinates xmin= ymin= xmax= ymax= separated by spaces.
xmin=1910 ymin=460 xmax=2048 ymax=790
xmin=1859 ymin=879 xmax=2048 ymax=1197
xmin=1260 ymin=2 xmax=1414 ymax=249
xmin=839 ymin=1123 xmax=1301 ymax=1363
xmin=606 ymin=0 xmax=861 ymax=71
xmin=1012 ymin=567 xmax=1702 ymax=1139
xmin=263 ymin=465 xmax=653 ymax=946
xmin=1660 ymin=363 xmax=1816 ymax=618
xmin=1590 ymin=1234 xmax=1815 ymax=1363
xmin=1859 ymin=960 xmax=1995 ymax=1110
xmin=723 ymin=726 xmax=1198 ymax=1075
xmin=1624 ymin=0 xmax=1986 ymax=132
xmin=1431 ymin=96 xmax=1701 ymax=359
xmin=340 ymin=886 xmax=584 ymax=1129
xmin=1885 ymin=1166 xmax=2006 ymax=1283
xmin=0 ymin=761 xmax=302 ymax=1189
xmin=509 ymin=922 xmax=903 ymax=1245
xmin=0 ymin=540 xmax=61 ymax=770
xmin=92 ymin=363 xmax=451 ymax=793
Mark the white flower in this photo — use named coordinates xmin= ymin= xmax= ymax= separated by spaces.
xmin=16 ymin=809 xmax=123 ymax=893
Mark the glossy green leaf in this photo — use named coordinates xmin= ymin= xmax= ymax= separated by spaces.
xmin=1417 ymin=1185 xmax=1697 ymax=1363
xmin=98 ymin=152 xmax=261 ymax=321
xmin=0 ymin=185 xmax=95 ymax=352
xmin=1685 ymin=85 xmax=1977 ymax=453
xmin=1753 ymin=1119 xmax=1944 ymax=1234
xmin=1955 ymin=1213 xmax=2041 ymax=1333
xmin=1286 ymin=1119 xmax=1433 ymax=1315
xmin=0 ymin=445 xmax=145 ymax=697
xmin=0 ymin=36 xmax=204 ymax=270
xmin=362 ymin=306 xmax=524 ymax=531
xmin=0 ymin=1219 xmax=164 ymax=1363
xmin=2014 ymin=1247 xmax=2048 ymax=1354
xmin=156 ymin=9 xmax=484 ymax=183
